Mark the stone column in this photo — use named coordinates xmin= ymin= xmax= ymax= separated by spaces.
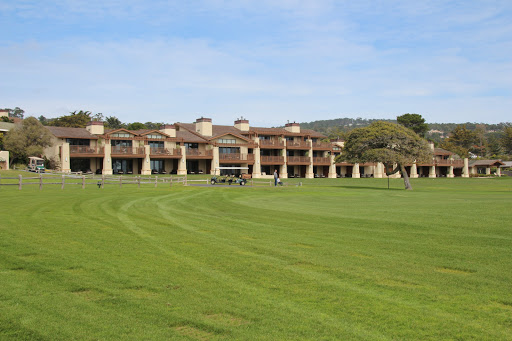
xmin=486 ymin=167 xmax=491 ymax=175
xmin=305 ymin=139 xmax=314 ymax=178
xmin=141 ymin=145 xmax=151 ymax=175
xmin=374 ymin=162 xmax=384 ymax=178
xmin=211 ymin=146 xmax=219 ymax=175
xmin=462 ymin=158 xmax=469 ymax=177
xmin=447 ymin=166 xmax=454 ymax=178
xmin=280 ymin=148 xmax=288 ymax=179
xmin=429 ymin=165 xmax=436 ymax=178
xmin=410 ymin=163 xmax=418 ymax=178
xmin=328 ymin=154 xmax=336 ymax=178
xmin=497 ymin=166 xmax=501 ymax=177
xmin=352 ymin=163 xmax=360 ymax=178
xmin=253 ymin=137 xmax=261 ymax=178
xmin=178 ymin=145 xmax=187 ymax=175
xmin=102 ymin=140 xmax=113 ymax=175
xmin=60 ymin=142 xmax=71 ymax=173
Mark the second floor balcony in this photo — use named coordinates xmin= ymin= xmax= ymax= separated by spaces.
xmin=186 ymin=149 xmax=213 ymax=159
xmin=150 ymin=147 xmax=182 ymax=158
xmin=111 ymin=146 xmax=145 ymax=157
xmin=69 ymin=145 xmax=105 ymax=156
xmin=312 ymin=141 xmax=332 ymax=150
xmin=260 ymin=155 xmax=285 ymax=164
xmin=313 ymin=157 xmax=331 ymax=165
xmin=259 ymin=139 xmax=285 ymax=148
xmin=219 ymin=153 xmax=255 ymax=163
xmin=287 ymin=156 xmax=311 ymax=165
xmin=286 ymin=141 xmax=310 ymax=149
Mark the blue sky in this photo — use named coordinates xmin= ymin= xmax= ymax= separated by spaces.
xmin=1 ymin=0 xmax=511 ymax=126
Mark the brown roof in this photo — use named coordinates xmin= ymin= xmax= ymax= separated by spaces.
xmin=250 ymin=127 xmax=326 ymax=138
xmin=45 ymin=126 xmax=98 ymax=139
xmin=176 ymin=130 xmax=209 ymax=143
xmin=434 ymin=148 xmax=454 ymax=156
xmin=469 ymin=160 xmax=504 ymax=167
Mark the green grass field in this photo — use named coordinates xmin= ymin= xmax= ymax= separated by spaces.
xmin=1 ymin=172 xmax=511 ymax=340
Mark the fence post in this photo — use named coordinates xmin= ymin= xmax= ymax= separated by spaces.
xmin=40 ymin=174 xmax=43 ymax=190
xmin=82 ymin=175 xmax=85 ymax=189
xmin=155 ymin=176 xmax=158 ymax=188
xmin=120 ymin=175 xmax=122 ymax=188
xmin=101 ymin=175 xmax=105 ymax=189
xmin=19 ymin=174 xmax=22 ymax=190
xmin=138 ymin=176 xmax=141 ymax=188
xmin=61 ymin=175 xmax=65 ymax=189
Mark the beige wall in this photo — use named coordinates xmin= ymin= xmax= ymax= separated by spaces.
xmin=0 ymin=150 xmax=9 ymax=169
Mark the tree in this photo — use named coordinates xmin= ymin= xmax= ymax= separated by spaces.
xmin=1 ymin=107 xmax=25 ymax=119
xmin=3 ymin=117 xmax=53 ymax=165
xmin=335 ymin=121 xmax=432 ymax=190
xmin=49 ymin=110 xmax=92 ymax=128
xmin=397 ymin=113 xmax=428 ymax=137
xmin=126 ymin=122 xmax=147 ymax=130
xmin=105 ymin=116 xmax=125 ymax=129
xmin=502 ymin=126 xmax=512 ymax=155
xmin=440 ymin=125 xmax=478 ymax=158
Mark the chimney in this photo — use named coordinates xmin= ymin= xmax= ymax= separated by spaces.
xmin=234 ymin=117 xmax=249 ymax=131
xmin=284 ymin=122 xmax=300 ymax=133
xmin=429 ymin=141 xmax=435 ymax=151
xmin=159 ymin=124 xmax=176 ymax=138
xmin=86 ymin=121 xmax=104 ymax=135
xmin=195 ymin=117 xmax=212 ymax=136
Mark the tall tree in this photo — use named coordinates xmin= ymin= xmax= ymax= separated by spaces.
xmin=440 ymin=125 xmax=478 ymax=158
xmin=1 ymin=107 xmax=25 ymax=119
xmin=335 ymin=121 xmax=432 ymax=190
xmin=126 ymin=122 xmax=147 ymax=130
xmin=105 ymin=116 xmax=125 ymax=129
xmin=49 ymin=110 xmax=92 ymax=128
xmin=502 ymin=126 xmax=512 ymax=155
xmin=397 ymin=113 xmax=428 ymax=136
xmin=3 ymin=117 xmax=53 ymax=165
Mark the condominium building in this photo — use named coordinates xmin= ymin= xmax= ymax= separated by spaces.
xmin=43 ymin=117 xmax=471 ymax=178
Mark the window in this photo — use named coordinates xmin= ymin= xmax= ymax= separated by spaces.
xmin=259 ymin=135 xmax=270 ymax=140
xmin=146 ymin=134 xmax=163 ymax=139
xmin=66 ymin=138 xmax=90 ymax=146
xmin=218 ymin=138 xmax=236 ymax=144
xmin=149 ymin=141 xmax=164 ymax=149
xmin=111 ymin=133 xmax=131 ymax=138
xmin=185 ymin=143 xmax=198 ymax=149
xmin=112 ymin=140 xmax=132 ymax=147
xmin=219 ymin=147 xmax=239 ymax=154
xmin=285 ymin=136 xmax=294 ymax=141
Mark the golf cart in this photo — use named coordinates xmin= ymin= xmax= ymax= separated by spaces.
xmin=28 ymin=156 xmax=45 ymax=173
xmin=210 ymin=167 xmax=250 ymax=186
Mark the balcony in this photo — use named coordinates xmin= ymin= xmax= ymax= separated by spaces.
xmin=260 ymin=155 xmax=285 ymax=164
xmin=150 ymin=147 xmax=182 ymax=158
xmin=111 ymin=146 xmax=145 ymax=157
xmin=286 ymin=141 xmax=310 ymax=149
xmin=259 ymin=139 xmax=285 ymax=149
xmin=69 ymin=145 xmax=105 ymax=156
xmin=219 ymin=153 xmax=255 ymax=163
xmin=435 ymin=159 xmax=464 ymax=167
xmin=313 ymin=157 xmax=331 ymax=165
xmin=186 ymin=149 xmax=213 ymax=159
xmin=287 ymin=156 xmax=311 ymax=165
xmin=312 ymin=142 xmax=332 ymax=150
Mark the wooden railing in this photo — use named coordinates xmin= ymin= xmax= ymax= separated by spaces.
xmin=186 ymin=149 xmax=213 ymax=157
xmin=69 ymin=146 xmax=104 ymax=154
xmin=111 ymin=146 xmax=145 ymax=155
xmin=313 ymin=157 xmax=331 ymax=164
xmin=259 ymin=140 xmax=285 ymax=148
xmin=286 ymin=141 xmax=310 ymax=149
xmin=287 ymin=156 xmax=311 ymax=163
xmin=312 ymin=142 xmax=332 ymax=149
xmin=150 ymin=147 xmax=181 ymax=156
xmin=435 ymin=159 xmax=464 ymax=166
xmin=260 ymin=156 xmax=285 ymax=163
xmin=219 ymin=153 xmax=255 ymax=161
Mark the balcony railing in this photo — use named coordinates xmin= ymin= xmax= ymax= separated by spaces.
xmin=69 ymin=146 xmax=104 ymax=155
xmin=287 ymin=156 xmax=311 ymax=163
xmin=150 ymin=147 xmax=181 ymax=156
xmin=313 ymin=157 xmax=331 ymax=164
xmin=260 ymin=156 xmax=285 ymax=163
xmin=186 ymin=149 xmax=213 ymax=157
xmin=286 ymin=141 xmax=310 ymax=149
xmin=219 ymin=153 xmax=255 ymax=161
xmin=435 ymin=159 xmax=464 ymax=167
xmin=111 ymin=146 xmax=145 ymax=155
xmin=259 ymin=139 xmax=285 ymax=148
xmin=312 ymin=142 xmax=332 ymax=150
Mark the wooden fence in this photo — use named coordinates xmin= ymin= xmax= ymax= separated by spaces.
xmin=0 ymin=173 xmax=188 ymax=190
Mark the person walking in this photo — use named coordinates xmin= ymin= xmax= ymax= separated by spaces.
xmin=274 ymin=169 xmax=278 ymax=186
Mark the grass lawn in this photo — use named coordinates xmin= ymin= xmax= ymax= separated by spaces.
xmin=0 ymin=172 xmax=511 ymax=340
